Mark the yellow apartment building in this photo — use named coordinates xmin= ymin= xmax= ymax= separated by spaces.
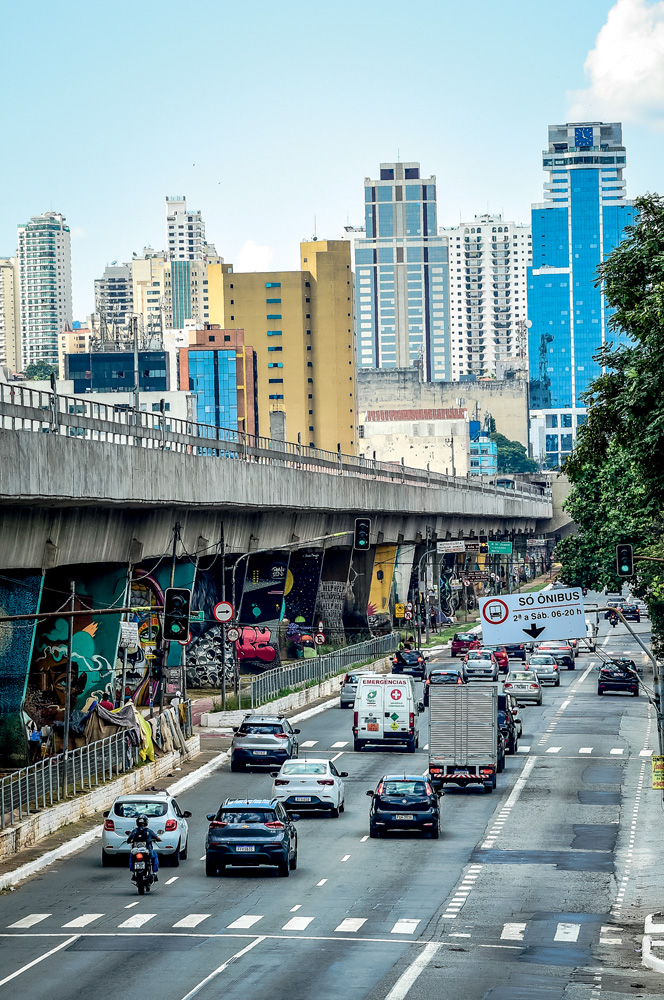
xmin=207 ymin=240 xmax=357 ymax=453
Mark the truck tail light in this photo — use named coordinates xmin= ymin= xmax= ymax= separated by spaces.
xmin=104 ymin=819 xmax=115 ymax=831
xmin=353 ymin=711 xmax=358 ymax=729
xmin=480 ymin=767 xmax=494 ymax=777
xmin=409 ymin=712 xmax=414 ymax=730
xmin=165 ymin=819 xmax=177 ymax=831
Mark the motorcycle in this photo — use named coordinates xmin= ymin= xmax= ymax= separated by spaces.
xmin=130 ymin=841 xmax=155 ymax=895
xmin=609 ymin=612 xmax=618 ymax=628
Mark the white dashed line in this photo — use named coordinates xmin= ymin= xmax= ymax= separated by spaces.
xmin=331 ymin=741 xmax=348 ymax=749
xmin=165 ymin=876 xmax=179 ymax=885
xmin=290 ymin=905 xmax=301 ymax=912
xmin=554 ymin=922 xmax=581 ymax=942
xmin=8 ymin=914 xmax=51 ymax=929
xmin=517 ymin=745 xmax=531 ymax=753
xmin=173 ymin=914 xmax=210 ymax=928
xmin=546 ymin=747 xmax=562 ymax=754
xmin=300 ymin=741 xmax=318 ymax=748
xmin=62 ymin=914 xmax=104 ymax=929
xmin=501 ymin=922 xmax=526 ymax=941
xmin=316 ymin=879 xmax=328 ymax=886
xmin=282 ymin=916 xmax=315 ymax=931
xmin=227 ymin=915 xmax=263 ymax=929
xmin=579 ymin=747 xmax=593 ymax=754
xmin=391 ymin=919 xmax=420 ymax=934
xmin=341 ymin=855 xmax=351 ymax=862
xmin=335 ymin=918 xmax=367 ymax=932
xmin=118 ymin=913 xmax=156 ymax=929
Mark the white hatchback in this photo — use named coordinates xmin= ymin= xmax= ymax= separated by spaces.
xmin=271 ymin=759 xmax=348 ymax=817
xmin=101 ymin=792 xmax=191 ymax=867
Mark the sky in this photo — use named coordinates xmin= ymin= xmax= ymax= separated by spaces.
xmin=4 ymin=0 xmax=664 ymax=318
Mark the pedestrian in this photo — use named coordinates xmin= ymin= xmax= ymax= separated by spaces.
xmin=429 ymin=609 xmax=437 ymax=633
xmin=99 ymin=698 xmax=115 ymax=711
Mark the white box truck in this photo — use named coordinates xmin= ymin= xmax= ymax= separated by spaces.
xmin=428 ymin=685 xmax=499 ymax=793
xmin=352 ymin=675 xmax=420 ymax=752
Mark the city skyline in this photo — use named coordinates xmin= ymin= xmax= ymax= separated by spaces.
xmin=2 ymin=1 xmax=663 ymax=319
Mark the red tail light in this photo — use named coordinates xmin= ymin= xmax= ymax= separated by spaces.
xmin=457 ymin=677 xmax=463 ymax=684
xmin=317 ymin=779 xmax=335 ymax=786
xmin=209 ymin=820 xmax=227 ymax=828
xmin=409 ymin=712 xmax=414 ymax=730
xmin=134 ymin=852 xmax=144 ymax=860
xmin=425 ymin=678 xmax=430 ymax=686
xmin=165 ymin=819 xmax=177 ymax=831
xmin=275 ymin=732 xmax=289 ymax=739
xmin=104 ymin=819 xmax=115 ymax=831
xmin=425 ymin=782 xmax=433 ymax=794
xmin=392 ymin=657 xmax=398 ymax=664
xmin=376 ymin=782 xmax=384 ymax=795
xmin=480 ymin=768 xmax=493 ymax=777
xmin=530 ymin=684 xmax=539 ymax=690
xmin=274 ymin=779 xmax=289 ymax=786
xmin=417 ymin=656 xmax=424 ymax=663
xmin=504 ymin=683 xmax=512 ymax=689
xmin=264 ymin=820 xmax=285 ymax=829
xmin=353 ymin=711 xmax=358 ymax=729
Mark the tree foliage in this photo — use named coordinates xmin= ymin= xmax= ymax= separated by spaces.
xmin=23 ymin=361 xmax=58 ymax=381
xmin=490 ymin=432 xmax=538 ymax=474
xmin=558 ymin=193 xmax=664 ymax=656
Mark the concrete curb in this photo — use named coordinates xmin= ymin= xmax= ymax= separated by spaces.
xmin=643 ymin=914 xmax=664 ymax=974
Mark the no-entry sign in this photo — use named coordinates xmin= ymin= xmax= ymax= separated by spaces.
xmin=479 ymin=589 xmax=586 ymax=644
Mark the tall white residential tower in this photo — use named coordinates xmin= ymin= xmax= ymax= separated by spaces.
xmin=17 ymin=212 xmax=72 ymax=369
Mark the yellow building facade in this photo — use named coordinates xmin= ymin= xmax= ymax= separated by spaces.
xmin=207 ymin=240 xmax=357 ymax=453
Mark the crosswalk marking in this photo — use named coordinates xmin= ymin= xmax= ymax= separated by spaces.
xmin=610 ymin=748 xmax=624 ymax=755
xmin=62 ymin=914 xmax=104 ymax=928
xmin=554 ymin=922 xmax=580 ymax=942
xmin=501 ymin=922 xmax=526 ymax=941
xmin=640 ymin=749 xmax=653 ymax=757
xmin=118 ymin=913 xmax=156 ymax=929
xmin=546 ymin=747 xmax=562 ymax=754
xmin=282 ymin=916 xmax=314 ymax=931
xmin=227 ymin=915 xmax=263 ymax=929
xmin=331 ymin=741 xmax=348 ymax=749
xmin=517 ymin=745 xmax=531 ymax=753
xmin=579 ymin=747 xmax=593 ymax=754
xmin=300 ymin=740 xmax=318 ymax=748
xmin=8 ymin=914 xmax=51 ymax=929
xmin=335 ymin=918 xmax=367 ymax=932
xmin=173 ymin=915 xmax=210 ymax=928
xmin=391 ymin=919 xmax=420 ymax=934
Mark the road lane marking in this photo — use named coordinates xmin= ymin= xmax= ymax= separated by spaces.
xmin=330 ymin=752 xmax=344 ymax=762
xmin=501 ymin=922 xmax=526 ymax=941
xmin=579 ymin=747 xmax=593 ymax=754
xmin=554 ymin=922 xmax=580 ymax=942
xmin=124 ymin=902 xmax=139 ymax=909
xmin=331 ymin=741 xmax=348 ymax=748
xmin=391 ymin=919 xmax=420 ymax=934
xmin=199 ymin=856 xmax=206 ymax=861
xmin=517 ymin=746 xmax=531 ymax=753
xmin=62 ymin=914 xmax=104 ymax=928
xmin=316 ymin=879 xmax=328 ymax=886
xmin=360 ymin=835 xmax=369 ymax=842
xmin=300 ymin=741 xmax=318 ymax=748
xmin=610 ymin=748 xmax=624 ymax=755
xmin=0 ymin=935 xmax=78 ymax=987
xmin=546 ymin=747 xmax=562 ymax=754
xmin=227 ymin=915 xmax=263 ymax=929
xmin=165 ymin=877 xmax=179 ymax=885
xmin=640 ymin=749 xmax=653 ymax=756
xmin=179 ymin=936 xmax=265 ymax=1000
xmin=341 ymin=854 xmax=351 ymax=862
xmin=282 ymin=916 xmax=314 ymax=931
xmin=450 ymin=933 xmax=471 ymax=938
xmin=335 ymin=918 xmax=367 ymax=932
xmin=173 ymin=915 xmax=210 ymax=928
xmin=290 ymin=905 xmax=301 ymax=912
xmin=8 ymin=914 xmax=51 ymax=928
xmin=384 ymin=942 xmax=441 ymax=1000
xmin=118 ymin=914 xmax=156 ymax=929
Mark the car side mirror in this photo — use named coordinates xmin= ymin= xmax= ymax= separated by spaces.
xmin=293 ymin=728 xmax=301 ymax=734
xmin=206 ymin=813 xmax=215 ymax=821
xmin=183 ymin=811 xmax=192 ymax=818
xmin=103 ymin=810 xmax=109 ymax=818
xmin=291 ymin=814 xmax=300 ymax=822
xmin=340 ymin=771 xmax=348 ymax=777
xmin=270 ymin=771 xmax=279 ymax=778
xmin=231 ymin=727 xmax=239 ymax=733
xmin=418 ymin=702 xmax=425 ymax=713
xmin=366 ymin=790 xmax=374 ymax=796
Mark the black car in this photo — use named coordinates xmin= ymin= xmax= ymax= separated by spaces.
xmin=498 ymin=707 xmax=519 ymax=754
xmin=604 ymin=600 xmax=625 ymax=620
xmin=392 ymin=649 xmax=426 ymax=679
xmin=367 ymin=775 xmax=441 ymax=838
xmin=503 ymin=642 xmax=527 ymax=661
xmin=205 ymin=798 xmax=298 ymax=876
xmin=621 ymin=604 xmax=641 ymax=623
xmin=597 ymin=662 xmax=639 ymax=697
xmin=423 ymin=667 xmax=465 ymax=705
xmin=497 ymin=731 xmax=507 ymax=773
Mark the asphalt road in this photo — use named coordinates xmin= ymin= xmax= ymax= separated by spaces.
xmin=1 ymin=604 xmax=663 ymax=1000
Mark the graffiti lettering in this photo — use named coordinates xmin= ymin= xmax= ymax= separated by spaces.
xmin=237 ymin=626 xmax=276 ymax=663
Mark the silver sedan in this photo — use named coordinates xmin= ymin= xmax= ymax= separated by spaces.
xmin=504 ymin=669 xmax=543 ymax=705
xmin=527 ymin=654 xmax=560 ymax=686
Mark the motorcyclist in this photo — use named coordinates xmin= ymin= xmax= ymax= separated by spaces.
xmin=126 ymin=814 xmax=161 ymax=881
xmin=609 ymin=609 xmax=618 ymax=627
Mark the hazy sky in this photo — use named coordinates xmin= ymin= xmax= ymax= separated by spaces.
xmin=4 ymin=0 xmax=664 ymax=318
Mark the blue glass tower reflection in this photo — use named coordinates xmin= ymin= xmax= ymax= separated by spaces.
xmin=527 ymin=123 xmax=636 ymax=468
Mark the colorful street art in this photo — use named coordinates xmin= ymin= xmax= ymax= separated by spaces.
xmin=236 ymin=553 xmax=288 ymax=672
xmin=367 ymin=544 xmax=398 ymax=635
xmin=0 ymin=572 xmax=43 ymax=767
xmin=186 ymin=565 xmax=233 ymax=689
xmin=315 ymin=548 xmax=353 ymax=645
xmin=283 ymin=549 xmax=323 ymax=659
xmin=343 ymin=549 xmax=373 ymax=643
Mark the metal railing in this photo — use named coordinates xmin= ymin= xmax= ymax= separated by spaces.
xmin=0 ymin=381 xmax=551 ymax=502
xmin=1 ymin=731 xmax=139 ymax=831
xmin=250 ymin=632 xmax=399 ymax=708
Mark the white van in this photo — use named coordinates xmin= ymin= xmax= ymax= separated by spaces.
xmin=352 ymin=675 xmax=420 ymax=753
xmin=585 ymin=619 xmax=598 ymax=651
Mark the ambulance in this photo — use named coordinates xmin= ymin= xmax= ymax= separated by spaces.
xmin=352 ymin=674 xmax=420 ymax=752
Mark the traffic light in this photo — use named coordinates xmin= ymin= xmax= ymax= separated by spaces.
xmin=163 ymin=587 xmax=191 ymax=640
xmin=616 ymin=544 xmax=634 ymax=577
xmin=354 ymin=517 xmax=371 ymax=551
xmin=479 ymin=534 xmax=488 ymax=554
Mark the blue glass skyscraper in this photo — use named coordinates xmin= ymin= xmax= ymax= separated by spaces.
xmin=354 ymin=162 xmax=450 ymax=380
xmin=527 ymin=123 xmax=636 ymax=468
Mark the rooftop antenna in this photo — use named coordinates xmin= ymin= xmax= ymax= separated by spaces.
xmin=397 ymin=147 xmax=400 ymax=162
xmin=312 ymin=215 xmax=317 ymax=241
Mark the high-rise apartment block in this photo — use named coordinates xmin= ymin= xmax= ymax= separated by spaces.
xmin=354 ymin=162 xmax=449 ymax=380
xmin=207 ymin=239 xmax=356 ymax=453
xmin=94 ymin=263 xmax=133 ymax=330
xmin=166 ymin=196 xmax=208 ymax=260
xmin=0 ymin=258 xmax=21 ymax=370
xmin=178 ymin=326 xmax=258 ymax=435
xmin=17 ymin=212 xmax=72 ymax=369
xmin=441 ymin=215 xmax=531 ymax=379
xmin=528 ymin=122 xmax=636 ymax=467
xmin=58 ymin=323 xmax=92 ymax=379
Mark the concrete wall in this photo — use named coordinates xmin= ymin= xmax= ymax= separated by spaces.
xmin=357 ymin=368 xmax=530 ymax=447
xmin=359 ymin=415 xmax=471 ymax=476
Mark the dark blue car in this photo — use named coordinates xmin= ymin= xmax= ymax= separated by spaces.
xmin=205 ymin=798 xmax=298 ymax=876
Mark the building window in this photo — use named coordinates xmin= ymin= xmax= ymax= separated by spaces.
xmin=267 ymin=314 xmax=282 ymax=320
xmin=268 ymin=394 xmax=284 ymax=399
xmin=267 ymin=331 xmax=282 ymax=336
xmin=265 ymin=282 xmax=281 ymax=288
xmin=268 ymin=378 xmax=284 ymax=383
xmin=268 ymin=346 xmax=283 ymax=352
xmin=268 ymin=362 xmax=283 ymax=368
xmin=266 ymin=298 xmax=281 ymax=303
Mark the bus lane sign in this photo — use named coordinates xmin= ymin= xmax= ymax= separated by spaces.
xmin=479 ymin=588 xmax=586 ymax=644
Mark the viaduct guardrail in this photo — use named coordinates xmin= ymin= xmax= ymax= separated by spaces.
xmin=0 ymin=381 xmax=550 ymax=502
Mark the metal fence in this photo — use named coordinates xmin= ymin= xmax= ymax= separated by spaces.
xmin=249 ymin=633 xmax=399 ymax=708
xmin=0 ymin=380 xmax=550 ymax=502
xmin=0 ymin=731 xmax=138 ymax=831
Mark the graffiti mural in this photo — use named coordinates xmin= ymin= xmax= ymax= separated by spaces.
xmin=367 ymin=544 xmax=398 ymax=635
xmin=236 ymin=553 xmax=288 ymax=672
xmin=343 ymin=549 xmax=373 ymax=644
xmin=0 ymin=572 xmax=43 ymax=768
xmin=284 ymin=550 xmax=323 ymax=629
xmin=315 ymin=548 xmax=353 ymax=645
xmin=393 ymin=545 xmax=416 ymax=604
xmin=186 ymin=565 xmax=234 ymax=689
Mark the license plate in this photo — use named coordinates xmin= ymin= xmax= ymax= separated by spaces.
xmin=395 ymin=814 xmax=414 ymax=820
xmin=367 ymin=723 xmax=379 ymax=731
xmin=134 ymin=862 xmax=146 ymax=869
xmin=236 ymin=845 xmax=255 ymax=852
xmin=253 ymin=750 xmax=268 ymax=755
xmin=294 ymin=796 xmax=311 ymax=802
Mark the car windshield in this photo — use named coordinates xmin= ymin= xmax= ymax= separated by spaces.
xmin=510 ymin=672 xmax=533 ymax=682
xmin=344 ymin=674 xmax=361 ymax=684
xmin=467 ymin=651 xmax=482 ymax=660
xmin=381 ymin=781 xmax=427 ymax=795
xmin=281 ymin=761 xmax=327 ymax=775
xmin=431 ymin=672 xmax=458 ymax=683
xmin=454 ymin=634 xmax=470 ymax=642
xmin=217 ymin=810 xmax=278 ymax=824
xmin=238 ymin=724 xmax=284 ymax=736
xmin=114 ymin=801 xmax=168 ymax=818
xmin=531 ymin=657 xmax=554 ymax=664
